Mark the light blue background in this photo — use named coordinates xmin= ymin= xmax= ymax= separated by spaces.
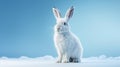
xmin=0 ymin=0 xmax=120 ymax=58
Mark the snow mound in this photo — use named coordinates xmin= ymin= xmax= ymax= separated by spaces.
xmin=0 ymin=55 xmax=120 ymax=67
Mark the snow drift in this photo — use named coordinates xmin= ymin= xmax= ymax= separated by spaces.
xmin=0 ymin=55 xmax=120 ymax=67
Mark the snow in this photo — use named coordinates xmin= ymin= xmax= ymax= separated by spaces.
xmin=0 ymin=55 xmax=120 ymax=67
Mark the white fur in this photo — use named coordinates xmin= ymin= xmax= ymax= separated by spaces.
xmin=53 ymin=6 xmax=83 ymax=63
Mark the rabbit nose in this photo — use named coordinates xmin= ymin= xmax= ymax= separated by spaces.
xmin=57 ymin=27 xmax=60 ymax=31
xmin=57 ymin=27 xmax=62 ymax=31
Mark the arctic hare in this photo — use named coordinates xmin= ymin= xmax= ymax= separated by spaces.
xmin=53 ymin=6 xmax=83 ymax=63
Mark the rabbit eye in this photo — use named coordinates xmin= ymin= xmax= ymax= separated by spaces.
xmin=63 ymin=22 xmax=67 ymax=25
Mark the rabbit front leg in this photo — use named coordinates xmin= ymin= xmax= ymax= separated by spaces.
xmin=56 ymin=47 xmax=63 ymax=63
xmin=56 ymin=54 xmax=62 ymax=63
xmin=62 ymin=54 xmax=70 ymax=63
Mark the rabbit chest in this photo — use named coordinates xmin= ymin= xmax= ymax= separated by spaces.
xmin=54 ymin=33 xmax=75 ymax=53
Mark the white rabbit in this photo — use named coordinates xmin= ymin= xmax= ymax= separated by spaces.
xmin=52 ymin=6 xmax=83 ymax=63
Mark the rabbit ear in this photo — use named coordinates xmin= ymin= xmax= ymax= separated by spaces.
xmin=52 ymin=7 xmax=61 ymax=19
xmin=65 ymin=6 xmax=74 ymax=21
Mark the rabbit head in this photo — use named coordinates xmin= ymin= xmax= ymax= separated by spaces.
xmin=53 ymin=6 xmax=74 ymax=33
